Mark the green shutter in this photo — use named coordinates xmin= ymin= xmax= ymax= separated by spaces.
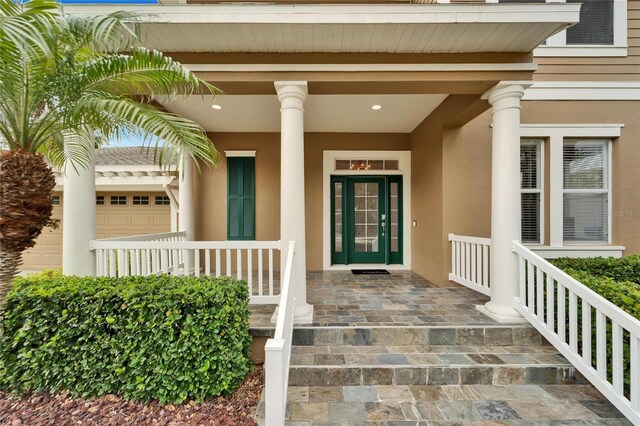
xmin=227 ymin=157 xmax=255 ymax=240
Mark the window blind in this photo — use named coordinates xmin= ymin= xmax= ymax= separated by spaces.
xmin=563 ymin=140 xmax=609 ymax=244
xmin=567 ymin=0 xmax=614 ymax=45
xmin=521 ymin=141 xmax=542 ymax=244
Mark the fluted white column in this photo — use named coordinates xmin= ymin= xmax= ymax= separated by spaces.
xmin=62 ymin=135 xmax=96 ymax=276
xmin=478 ymin=82 xmax=532 ymax=323
xmin=179 ymin=154 xmax=195 ymax=240
xmin=275 ymin=81 xmax=313 ymax=324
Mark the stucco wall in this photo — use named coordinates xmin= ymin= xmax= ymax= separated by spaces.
xmin=195 ymin=132 xmax=410 ymax=270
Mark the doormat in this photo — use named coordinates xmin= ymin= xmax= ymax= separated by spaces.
xmin=351 ymin=269 xmax=390 ymax=275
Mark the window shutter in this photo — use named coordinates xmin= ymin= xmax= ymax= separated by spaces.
xmin=567 ymin=0 xmax=614 ymax=45
xmin=227 ymin=157 xmax=255 ymax=240
xmin=521 ymin=142 xmax=542 ymax=244
xmin=563 ymin=141 xmax=609 ymax=243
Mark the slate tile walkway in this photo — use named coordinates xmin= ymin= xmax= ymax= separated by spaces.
xmin=256 ymin=384 xmax=632 ymax=425
xmin=250 ymin=271 xmax=496 ymax=328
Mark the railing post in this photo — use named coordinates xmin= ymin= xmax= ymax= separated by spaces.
xmin=265 ymin=339 xmax=286 ymax=425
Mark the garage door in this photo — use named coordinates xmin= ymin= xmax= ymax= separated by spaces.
xmin=22 ymin=191 xmax=172 ymax=271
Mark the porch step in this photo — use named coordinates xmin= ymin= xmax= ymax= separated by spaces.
xmin=261 ymin=325 xmax=551 ymax=347
xmin=285 ymin=326 xmax=582 ymax=387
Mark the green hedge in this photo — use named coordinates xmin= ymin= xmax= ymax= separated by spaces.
xmin=550 ymin=254 xmax=640 ymax=285
xmin=0 ymin=272 xmax=252 ymax=404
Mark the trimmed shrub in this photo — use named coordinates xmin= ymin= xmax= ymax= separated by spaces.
xmin=0 ymin=273 xmax=252 ymax=404
xmin=550 ymin=255 xmax=640 ymax=285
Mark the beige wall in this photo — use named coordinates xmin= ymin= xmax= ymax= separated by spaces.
xmin=412 ymin=99 xmax=640 ymax=286
xmin=534 ymin=0 xmax=640 ymax=81
xmin=196 ymin=132 xmax=410 ymax=270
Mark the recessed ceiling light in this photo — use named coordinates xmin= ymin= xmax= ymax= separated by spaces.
xmin=211 ymin=104 xmax=222 ymax=110
xmin=371 ymin=104 xmax=382 ymax=110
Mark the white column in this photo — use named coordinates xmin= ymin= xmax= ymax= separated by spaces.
xmin=478 ymin=82 xmax=532 ymax=323
xmin=275 ymin=81 xmax=313 ymax=324
xmin=179 ymin=154 xmax=195 ymax=240
xmin=62 ymin=135 xmax=96 ymax=276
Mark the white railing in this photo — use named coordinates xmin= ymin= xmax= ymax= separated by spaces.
xmin=90 ymin=237 xmax=281 ymax=304
xmin=513 ymin=242 xmax=640 ymax=425
xmin=264 ymin=241 xmax=296 ymax=426
xmin=448 ymin=234 xmax=491 ymax=296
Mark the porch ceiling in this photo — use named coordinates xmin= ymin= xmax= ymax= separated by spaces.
xmin=65 ymin=4 xmax=580 ymax=54
xmin=161 ymin=94 xmax=448 ymax=133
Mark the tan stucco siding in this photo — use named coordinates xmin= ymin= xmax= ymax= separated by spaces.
xmin=534 ymin=0 xmax=640 ymax=81
xmin=196 ymin=133 xmax=410 ymax=270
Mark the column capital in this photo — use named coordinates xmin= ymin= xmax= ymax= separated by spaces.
xmin=482 ymin=81 xmax=533 ymax=112
xmin=275 ymin=81 xmax=308 ymax=110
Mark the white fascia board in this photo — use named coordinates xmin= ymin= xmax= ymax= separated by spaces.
xmin=62 ymin=4 xmax=581 ymax=25
xmin=534 ymin=45 xmax=628 ymax=57
xmin=55 ymin=175 xmax=176 ymax=189
xmin=520 ymin=124 xmax=624 ymax=138
xmin=524 ymin=82 xmax=640 ymax=101
xmin=185 ymin=63 xmax=538 ymax=73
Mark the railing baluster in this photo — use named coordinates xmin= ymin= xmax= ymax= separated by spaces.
xmin=236 ymin=249 xmax=242 ymax=280
xmin=269 ymin=248 xmax=274 ymax=295
xmin=546 ymin=274 xmax=554 ymax=332
xmin=96 ymin=249 xmax=104 ymax=276
xmin=456 ymin=241 xmax=461 ymax=277
xmin=558 ymin=283 xmax=566 ymax=344
xmin=471 ymin=243 xmax=477 ymax=284
xmin=582 ymin=300 xmax=592 ymax=366
xmin=216 ymin=249 xmax=221 ymax=277
xmin=519 ymin=255 xmax=525 ymax=302
xmin=194 ymin=249 xmax=200 ymax=277
xmin=247 ymin=249 xmax=253 ymax=295
xmin=482 ymin=244 xmax=489 ymax=288
xmin=226 ymin=249 xmax=231 ymax=276
xmin=612 ymin=323 xmax=623 ymax=396
xmin=172 ymin=249 xmax=179 ymax=276
xmin=465 ymin=242 xmax=471 ymax=281
xmin=569 ymin=291 xmax=578 ymax=352
xmin=596 ymin=311 xmax=607 ymax=380
xmin=258 ymin=249 xmax=264 ymax=296
xmin=536 ymin=268 xmax=544 ymax=320
xmin=527 ymin=261 xmax=535 ymax=313
xmin=205 ymin=249 xmax=211 ymax=276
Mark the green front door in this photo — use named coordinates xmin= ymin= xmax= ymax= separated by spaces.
xmin=331 ymin=176 xmax=403 ymax=265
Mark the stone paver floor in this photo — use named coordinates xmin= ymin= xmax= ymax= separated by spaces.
xmin=250 ymin=271 xmax=495 ymax=328
xmin=255 ymin=384 xmax=632 ymax=425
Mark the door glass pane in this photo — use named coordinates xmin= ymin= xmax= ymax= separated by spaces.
xmin=390 ymin=182 xmax=399 ymax=252
xmin=334 ymin=182 xmax=343 ymax=253
xmin=354 ymin=182 xmax=379 ymax=253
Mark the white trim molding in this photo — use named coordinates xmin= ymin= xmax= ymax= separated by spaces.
xmin=225 ymin=150 xmax=257 ymax=157
xmin=524 ymin=82 xmax=640 ymax=101
xmin=322 ymin=150 xmax=411 ymax=271
xmin=534 ymin=0 xmax=627 ymax=57
xmin=529 ymin=245 xmax=626 ymax=259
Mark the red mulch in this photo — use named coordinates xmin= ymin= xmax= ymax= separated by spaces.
xmin=0 ymin=365 xmax=263 ymax=426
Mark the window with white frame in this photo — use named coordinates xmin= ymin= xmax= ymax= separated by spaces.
xmin=521 ymin=140 xmax=543 ymax=244
xmin=562 ymin=140 xmax=610 ymax=244
xmin=500 ymin=0 xmax=627 ymax=57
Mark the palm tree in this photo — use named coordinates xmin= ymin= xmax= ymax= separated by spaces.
xmin=0 ymin=0 xmax=221 ymax=306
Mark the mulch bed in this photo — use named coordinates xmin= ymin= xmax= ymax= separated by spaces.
xmin=0 ymin=365 xmax=263 ymax=426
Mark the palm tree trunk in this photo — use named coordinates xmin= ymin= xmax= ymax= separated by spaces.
xmin=0 ymin=250 xmax=22 ymax=309
xmin=0 ymin=150 xmax=57 ymax=308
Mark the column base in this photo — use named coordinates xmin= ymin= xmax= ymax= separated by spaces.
xmin=476 ymin=302 xmax=527 ymax=324
xmin=270 ymin=303 xmax=314 ymax=325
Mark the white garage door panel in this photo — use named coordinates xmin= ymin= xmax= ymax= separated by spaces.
xmin=21 ymin=192 xmax=171 ymax=271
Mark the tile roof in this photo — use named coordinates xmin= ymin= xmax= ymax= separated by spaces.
xmin=95 ymin=147 xmax=174 ymax=166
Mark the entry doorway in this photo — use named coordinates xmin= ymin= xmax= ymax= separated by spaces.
xmin=331 ymin=176 xmax=403 ymax=265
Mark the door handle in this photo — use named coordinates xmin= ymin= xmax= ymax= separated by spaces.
xmin=381 ymin=214 xmax=386 ymax=237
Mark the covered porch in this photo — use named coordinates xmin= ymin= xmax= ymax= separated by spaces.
xmin=250 ymin=270 xmax=495 ymax=329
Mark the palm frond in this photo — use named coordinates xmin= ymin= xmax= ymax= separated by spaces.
xmin=76 ymin=93 xmax=220 ymax=168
